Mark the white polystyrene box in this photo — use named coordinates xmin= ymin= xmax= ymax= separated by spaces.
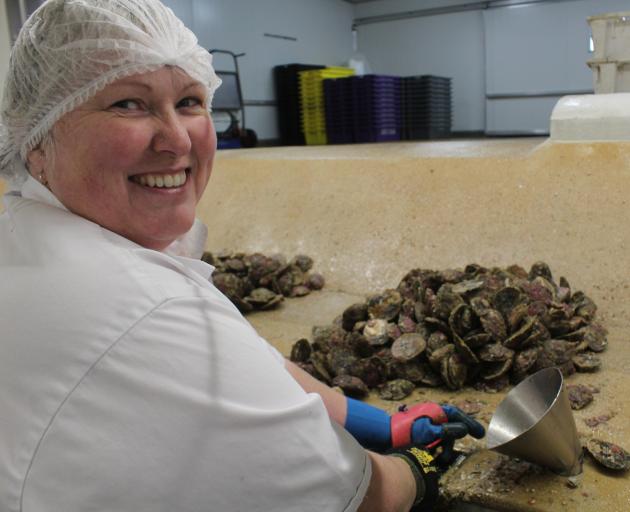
xmin=550 ymin=93 xmax=630 ymax=141
xmin=587 ymin=12 xmax=630 ymax=93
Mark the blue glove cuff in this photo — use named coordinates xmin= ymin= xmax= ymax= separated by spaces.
xmin=344 ymin=397 xmax=391 ymax=451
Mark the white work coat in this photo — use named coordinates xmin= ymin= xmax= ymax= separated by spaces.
xmin=0 ymin=177 xmax=370 ymax=512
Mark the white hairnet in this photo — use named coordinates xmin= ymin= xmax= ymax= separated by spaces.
xmin=0 ymin=0 xmax=221 ymax=185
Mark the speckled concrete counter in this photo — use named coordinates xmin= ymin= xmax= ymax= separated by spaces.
xmin=200 ymin=138 xmax=630 ymax=511
xmin=2 ymin=138 xmax=629 ymax=510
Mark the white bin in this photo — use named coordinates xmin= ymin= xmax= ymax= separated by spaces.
xmin=587 ymin=12 xmax=630 ymax=93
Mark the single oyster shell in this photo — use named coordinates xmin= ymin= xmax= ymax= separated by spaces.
xmin=441 ymin=353 xmax=468 ymax=390
xmin=392 ymin=361 xmax=431 ymax=384
xmin=463 ymin=331 xmax=492 ymax=349
xmin=503 ymin=316 xmax=536 ymax=349
xmin=327 ymin=346 xmax=358 ymax=376
xmin=290 ymin=285 xmax=311 ymax=297
xmin=309 ymin=352 xmax=332 ymax=384
xmin=428 ymin=344 xmax=455 ymax=371
xmin=307 ymin=272 xmax=325 ymax=290
xmin=434 ymin=284 xmax=465 ymax=320
xmin=367 ymin=289 xmax=403 ymax=321
xmin=378 ymin=379 xmax=415 ymax=401
xmin=289 ymin=338 xmax=311 ymax=363
xmin=585 ymin=438 xmax=630 ymax=471
xmin=583 ymin=323 xmax=608 ymax=352
xmin=449 ymin=303 xmax=476 ymax=337
xmin=510 ymin=346 xmax=540 ymax=383
xmin=276 ymin=266 xmax=306 ymax=296
xmin=492 ymin=286 xmax=524 ymax=318
xmin=480 ymin=357 xmax=513 ymax=381
xmin=479 ymin=308 xmax=507 ymax=342
xmin=397 ymin=314 xmax=417 ymax=334
xmin=244 ymin=287 xmax=284 ymax=309
xmin=567 ymin=384 xmax=594 ymax=410
xmin=528 ymin=261 xmax=553 ymax=282
xmin=572 ymin=352 xmax=601 ymax=372
xmin=451 ymin=279 xmax=485 ymax=295
xmin=291 ymin=254 xmax=314 ymax=272
xmin=363 ymin=319 xmax=391 ymax=346
xmin=477 ymin=343 xmax=514 ymax=363
xmin=427 ymin=331 xmax=450 ymax=353
xmin=391 ymin=333 xmax=427 ymax=361
xmin=332 ymin=375 xmax=369 ymax=398
xmin=213 ymin=272 xmax=246 ymax=299
xmin=349 ymin=357 xmax=387 ymax=388
xmin=342 ymin=302 xmax=368 ymax=332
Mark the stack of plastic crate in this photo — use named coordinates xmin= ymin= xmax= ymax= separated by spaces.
xmin=274 ymin=64 xmax=325 ymax=145
xmin=402 ymin=75 xmax=452 ymax=140
xmin=299 ymin=67 xmax=355 ymax=145
xmin=350 ymin=75 xmax=402 ymax=143
xmin=323 ymin=77 xmax=354 ymax=144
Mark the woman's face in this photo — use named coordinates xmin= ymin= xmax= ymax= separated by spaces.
xmin=39 ymin=66 xmax=216 ymax=250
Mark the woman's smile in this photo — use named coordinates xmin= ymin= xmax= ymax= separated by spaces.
xmin=129 ymin=168 xmax=190 ymax=189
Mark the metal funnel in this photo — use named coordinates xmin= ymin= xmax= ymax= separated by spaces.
xmin=486 ymin=367 xmax=583 ymax=476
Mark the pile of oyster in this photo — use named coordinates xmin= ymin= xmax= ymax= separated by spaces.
xmin=202 ymin=251 xmax=325 ymax=312
xmin=290 ymin=262 xmax=607 ymax=400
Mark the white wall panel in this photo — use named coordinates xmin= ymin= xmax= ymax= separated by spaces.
xmin=354 ymin=0 xmax=477 ymax=18
xmin=483 ymin=0 xmax=630 ymax=134
xmin=165 ymin=0 xmax=354 ymax=141
xmin=485 ymin=96 xmax=562 ymax=134
xmin=357 ymin=10 xmax=486 ymax=132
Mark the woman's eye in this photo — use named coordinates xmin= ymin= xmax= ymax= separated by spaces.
xmin=111 ymin=99 xmax=143 ymax=111
xmin=177 ymin=96 xmax=204 ymax=109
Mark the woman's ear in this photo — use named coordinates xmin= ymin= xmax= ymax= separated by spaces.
xmin=26 ymin=147 xmax=48 ymax=184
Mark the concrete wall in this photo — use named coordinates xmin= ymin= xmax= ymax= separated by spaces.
xmin=0 ymin=0 xmax=355 ymax=142
xmin=162 ymin=0 xmax=355 ymax=142
xmin=355 ymin=0 xmax=630 ymax=134
xmin=355 ymin=8 xmax=485 ymax=132
xmin=2 ymin=0 xmax=629 ymax=138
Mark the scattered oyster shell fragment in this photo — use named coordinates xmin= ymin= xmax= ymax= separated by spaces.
xmin=585 ymin=438 xmax=630 ymax=471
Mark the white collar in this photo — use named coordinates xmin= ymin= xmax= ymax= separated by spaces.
xmin=18 ymin=175 xmax=209 ymax=260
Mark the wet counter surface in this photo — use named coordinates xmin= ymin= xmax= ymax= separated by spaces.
xmin=200 ymin=138 xmax=630 ymax=511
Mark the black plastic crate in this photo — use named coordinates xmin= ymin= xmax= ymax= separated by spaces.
xmin=274 ymin=64 xmax=326 ymax=145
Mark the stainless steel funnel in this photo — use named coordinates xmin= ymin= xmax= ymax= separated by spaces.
xmin=486 ymin=367 xmax=583 ymax=476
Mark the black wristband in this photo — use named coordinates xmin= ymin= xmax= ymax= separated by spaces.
xmin=387 ymin=446 xmax=440 ymax=511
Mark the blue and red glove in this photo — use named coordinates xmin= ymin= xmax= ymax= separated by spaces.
xmin=344 ymin=398 xmax=485 ymax=456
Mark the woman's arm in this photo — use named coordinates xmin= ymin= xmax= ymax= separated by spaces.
xmin=285 ymin=358 xmax=418 ymax=512
xmin=285 ymin=358 xmax=348 ymax=424
xmin=359 ymin=452 xmax=417 ymax=512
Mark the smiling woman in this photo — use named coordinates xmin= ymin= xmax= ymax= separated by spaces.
xmin=0 ymin=1 xmax=455 ymax=511
xmin=27 ymin=68 xmax=216 ymax=249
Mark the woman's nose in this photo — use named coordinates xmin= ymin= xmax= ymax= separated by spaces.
xmin=152 ymin=112 xmax=192 ymax=156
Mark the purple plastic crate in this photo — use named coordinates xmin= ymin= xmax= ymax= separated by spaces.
xmin=354 ymin=125 xmax=401 ymax=143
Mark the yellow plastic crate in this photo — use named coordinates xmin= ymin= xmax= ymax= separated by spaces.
xmin=298 ymin=67 xmax=354 ymax=145
xmin=304 ymin=131 xmax=327 ymax=145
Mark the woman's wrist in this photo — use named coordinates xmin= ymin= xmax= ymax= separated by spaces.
xmin=386 ymin=446 xmax=440 ymax=510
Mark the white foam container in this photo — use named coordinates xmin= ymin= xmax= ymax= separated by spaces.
xmin=587 ymin=12 xmax=630 ymax=93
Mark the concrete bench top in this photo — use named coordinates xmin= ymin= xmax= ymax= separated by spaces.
xmin=3 ymin=137 xmax=629 ymax=510
xmin=203 ymin=138 xmax=630 ymax=511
